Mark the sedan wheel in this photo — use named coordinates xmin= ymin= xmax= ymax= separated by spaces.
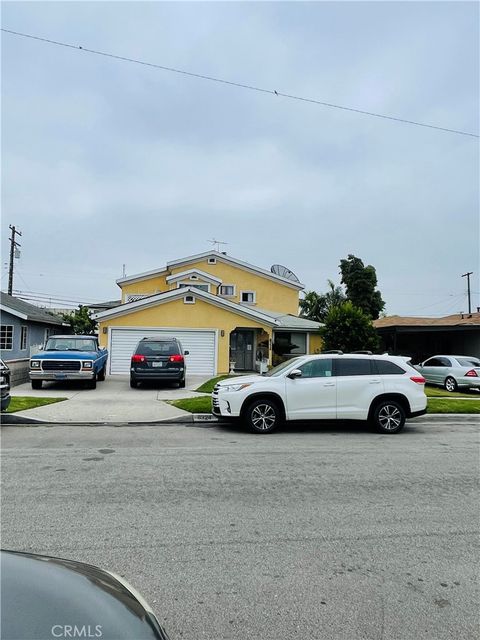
xmin=245 ymin=399 xmax=281 ymax=434
xmin=444 ymin=376 xmax=458 ymax=393
xmin=373 ymin=401 xmax=406 ymax=434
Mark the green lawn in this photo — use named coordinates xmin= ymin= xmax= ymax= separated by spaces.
xmin=194 ymin=375 xmax=237 ymax=393
xmin=425 ymin=385 xmax=479 ymax=399
xmin=5 ymin=396 xmax=67 ymax=413
xmin=427 ymin=398 xmax=480 ymax=414
xmin=169 ymin=397 xmax=212 ymax=413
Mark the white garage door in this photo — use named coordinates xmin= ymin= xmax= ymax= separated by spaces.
xmin=109 ymin=328 xmax=216 ymax=375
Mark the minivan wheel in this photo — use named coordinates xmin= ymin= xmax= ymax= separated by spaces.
xmin=245 ymin=398 xmax=281 ymax=434
xmin=444 ymin=376 xmax=457 ymax=393
xmin=372 ymin=400 xmax=406 ymax=434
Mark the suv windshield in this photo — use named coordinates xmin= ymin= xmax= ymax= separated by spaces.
xmin=264 ymin=357 xmax=302 ymax=377
xmin=45 ymin=338 xmax=97 ymax=352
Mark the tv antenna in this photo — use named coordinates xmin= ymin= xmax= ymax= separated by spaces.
xmin=208 ymin=238 xmax=228 ymax=252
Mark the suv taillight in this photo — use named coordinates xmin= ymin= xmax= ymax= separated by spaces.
xmin=169 ymin=355 xmax=184 ymax=363
xmin=131 ymin=354 xmax=146 ymax=363
xmin=465 ymin=369 xmax=478 ymax=377
xmin=410 ymin=376 xmax=425 ymax=384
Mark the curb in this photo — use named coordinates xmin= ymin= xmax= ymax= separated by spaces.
xmin=1 ymin=413 xmax=229 ymax=427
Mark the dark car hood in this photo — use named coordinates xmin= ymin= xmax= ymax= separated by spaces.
xmin=0 ymin=550 xmax=169 ymax=640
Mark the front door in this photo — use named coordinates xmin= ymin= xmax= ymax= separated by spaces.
xmin=230 ymin=330 xmax=254 ymax=370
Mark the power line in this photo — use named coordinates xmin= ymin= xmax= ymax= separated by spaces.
xmin=2 ymin=27 xmax=478 ymax=139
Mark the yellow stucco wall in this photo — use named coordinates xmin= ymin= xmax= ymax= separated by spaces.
xmin=121 ymin=274 xmax=168 ymax=302
xmin=309 ymin=332 xmax=323 ymax=354
xmin=98 ymin=298 xmax=273 ymax=373
xmin=119 ymin=258 xmax=300 ymax=314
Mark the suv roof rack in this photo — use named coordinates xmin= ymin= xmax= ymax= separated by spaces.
xmin=350 ymin=350 xmax=373 ymax=355
xmin=321 ymin=350 xmax=343 ymax=354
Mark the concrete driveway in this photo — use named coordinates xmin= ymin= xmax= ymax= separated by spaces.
xmin=9 ymin=375 xmax=211 ymax=423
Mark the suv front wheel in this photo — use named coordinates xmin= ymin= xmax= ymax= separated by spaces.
xmin=372 ymin=400 xmax=406 ymax=434
xmin=244 ymin=398 xmax=282 ymax=434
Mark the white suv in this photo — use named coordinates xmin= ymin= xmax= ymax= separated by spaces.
xmin=212 ymin=354 xmax=427 ymax=434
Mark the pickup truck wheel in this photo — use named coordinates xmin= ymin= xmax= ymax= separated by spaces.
xmin=87 ymin=375 xmax=97 ymax=390
xmin=97 ymin=366 xmax=106 ymax=382
xmin=31 ymin=380 xmax=42 ymax=390
xmin=245 ymin=398 xmax=281 ymax=434
xmin=372 ymin=400 xmax=406 ymax=434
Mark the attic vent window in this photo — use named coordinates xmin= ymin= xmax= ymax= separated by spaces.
xmin=190 ymin=275 xmax=198 ymax=280
xmin=208 ymin=258 xmax=217 ymax=264
xmin=126 ymin=294 xmax=150 ymax=303
xmin=184 ymin=295 xmax=195 ymax=304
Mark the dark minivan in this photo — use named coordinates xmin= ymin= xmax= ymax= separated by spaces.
xmin=130 ymin=336 xmax=189 ymax=388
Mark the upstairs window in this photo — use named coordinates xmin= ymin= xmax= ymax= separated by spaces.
xmin=207 ymin=257 xmax=217 ymax=264
xmin=240 ymin=291 xmax=256 ymax=304
xmin=220 ymin=285 xmax=235 ymax=297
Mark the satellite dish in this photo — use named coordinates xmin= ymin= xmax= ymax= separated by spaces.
xmin=271 ymin=264 xmax=300 ymax=283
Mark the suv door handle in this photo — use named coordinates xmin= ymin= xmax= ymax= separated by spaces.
xmin=369 ymin=379 xmax=381 ymax=384
xmin=323 ymin=382 xmax=335 ymax=387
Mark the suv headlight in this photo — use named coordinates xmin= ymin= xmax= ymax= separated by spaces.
xmin=30 ymin=360 xmax=41 ymax=369
xmin=82 ymin=361 xmax=93 ymax=369
xmin=220 ymin=383 xmax=252 ymax=392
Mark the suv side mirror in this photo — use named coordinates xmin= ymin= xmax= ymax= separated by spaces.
xmin=184 ymin=350 xmax=190 ymax=355
xmin=287 ymin=369 xmax=302 ymax=379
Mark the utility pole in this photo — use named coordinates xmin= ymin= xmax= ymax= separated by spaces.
xmin=461 ymin=271 xmax=473 ymax=315
xmin=8 ymin=225 xmax=22 ymax=295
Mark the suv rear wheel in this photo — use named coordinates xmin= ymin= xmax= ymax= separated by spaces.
xmin=372 ymin=400 xmax=406 ymax=434
xmin=244 ymin=398 xmax=282 ymax=434
xmin=130 ymin=377 xmax=138 ymax=389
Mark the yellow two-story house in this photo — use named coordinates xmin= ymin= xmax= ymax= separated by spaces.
xmin=92 ymin=251 xmax=322 ymax=376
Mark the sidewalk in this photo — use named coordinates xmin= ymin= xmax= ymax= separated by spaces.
xmin=5 ymin=375 xmax=211 ymax=423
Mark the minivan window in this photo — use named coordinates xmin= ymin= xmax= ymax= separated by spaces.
xmin=335 ymin=358 xmax=372 ymax=376
xmin=137 ymin=341 xmax=179 ymax=356
xmin=374 ymin=360 xmax=406 ymax=375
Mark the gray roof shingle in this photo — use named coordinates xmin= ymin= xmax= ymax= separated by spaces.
xmin=1 ymin=292 xmax=66 ymax=326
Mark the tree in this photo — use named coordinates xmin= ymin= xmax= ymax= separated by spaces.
xmin=62 ymin=305 xmax=97 ymax=335
xmin=339 ymin=254 xmax=385 ymax=319
xmin=320 ymin=301 xmax=380 ymax=352
xmin=299 ymin=290 xmax=322 ymax=320
xmin=300 ymin=280 xmax=346 ymax=322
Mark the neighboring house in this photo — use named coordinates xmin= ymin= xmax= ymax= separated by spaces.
xmin=92 ymin=251 xmax=322 ymax=376
xmin=0 ymin=292 xmax=70 ymax=385
xmin=374 ymin=312 xmax=480 ymax=362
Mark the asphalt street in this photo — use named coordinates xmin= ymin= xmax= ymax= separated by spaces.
xmin=1 ymin=417 xmax=479 ymax=640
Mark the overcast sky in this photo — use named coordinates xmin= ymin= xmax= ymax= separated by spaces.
xmin=2 ymin=1 xmax=479 ymax=315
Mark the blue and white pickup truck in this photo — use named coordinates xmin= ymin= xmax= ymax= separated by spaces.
xmin=29 ymin=335 xmax=108 ymax=390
